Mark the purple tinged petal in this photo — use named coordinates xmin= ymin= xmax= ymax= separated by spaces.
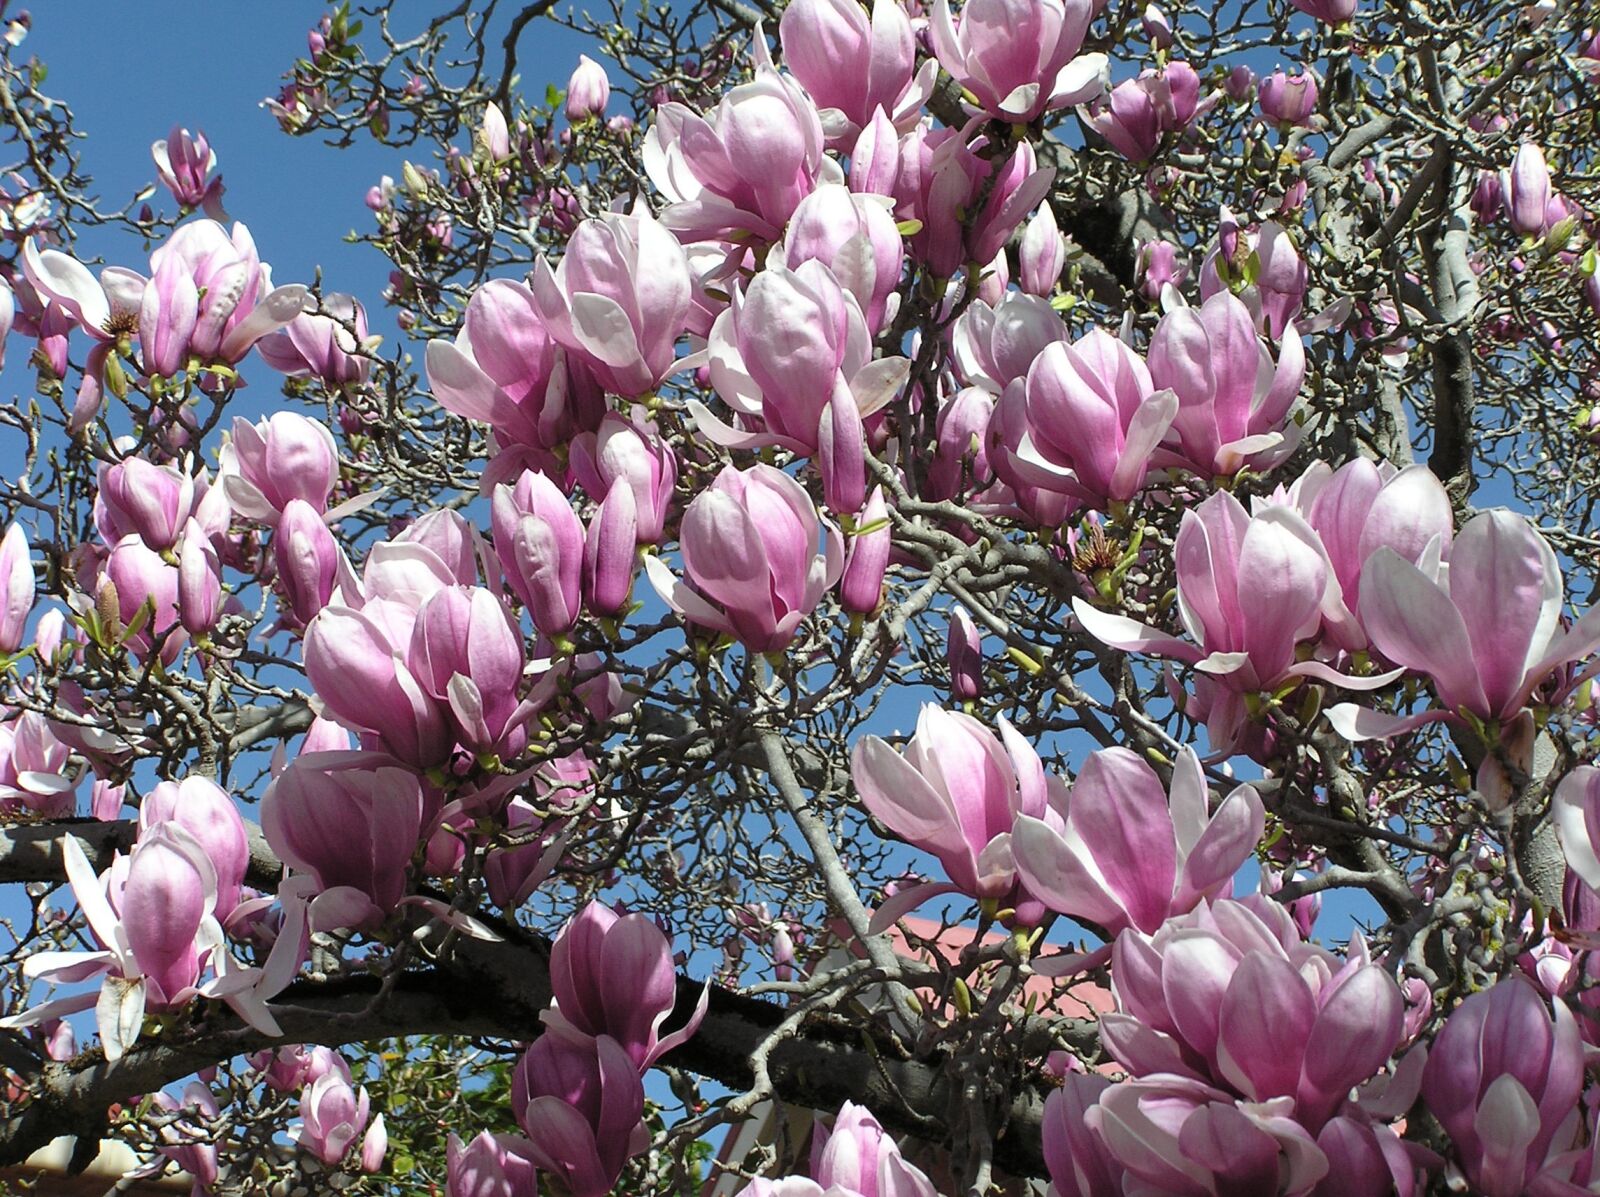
xmin=840 ymin=486 xmax=890 ymax=615
xmin=138 ymin=776 xmax=249 ymax=917
xmin=1472 ymin=1076 xmax=1540 ymax=1197
xmin=139 ymin=256 xmax=201 ymax=377
xmin=1299 ymin=965 xmax=1403 ymax=1127
xmin=303 ymin=606 xmax=450 ymax=767
xmin=1554 ymin=766 xmax=1600 ymax=891
xmin=1160 ymin=933 xmax=1241 ymax=1063
xmin=680 ymin=491 xmax=778 ymax=638
xmin=1447 ymin=509 xmax=1562 ymax=719
xmin=818 ymin=379 xmax=867 ymax=514
xmin=599 ymin=914 xmax=679 ymax=1067
xmin=1358 ymin=548 xmax=1487 ymax=715
xmin=583 ymin=483 xmax=639 ymax=618
xmin=1506 ymin=143 xmax=1551 ymax=237
xmin=1011 ymin=814 xmax=1128 ymax=931
xmin=850 ymin=735 xmax=967 ymax=859
xmin=1215 ymin=953 xmax=1314 ymax=1102
xmin=121 ymin=828 xmax=208 ymax=1003
xmin=1234 ymin=510 xmax=1327 ymax=683
xmin=177 ymin=520 xmax=223 ymax=635
xmin=1067 ymin=749 xmax=1177 ymax=933
xmin=1176 ymin=784 xmax=1264 ymax=909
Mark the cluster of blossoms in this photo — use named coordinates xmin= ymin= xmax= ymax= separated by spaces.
xmin=2 ymin=0 xmax=1600 ymax=1190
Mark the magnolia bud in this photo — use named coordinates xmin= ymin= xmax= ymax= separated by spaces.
xmin=947 ymin=606 xmax=984 ymax=701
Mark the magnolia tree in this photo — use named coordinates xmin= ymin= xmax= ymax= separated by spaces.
xmin=0 ymin=0 xmax=1598 ymax=1192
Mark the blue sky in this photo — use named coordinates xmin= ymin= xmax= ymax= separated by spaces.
xmin=28 ymin=4 xmax=396 ymax=304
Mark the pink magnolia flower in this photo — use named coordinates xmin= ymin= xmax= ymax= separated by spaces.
xmin=644 ymin=53 xmax=835 ymax=241
xmin=0 ymin=823 xmax=279 ymax=1059
xmin=250 ymin=1044 xmax=350 ymax=1093
xmin=146 ymin=220 xmax=310 ymax=370
xmin=566 ymin=55 xmax=610 ymax=122
xmin=810 ymin=1102 xmax=940 ymax=1197
xmin=1011 ymin=746 xmax=1264 ymax=938
xmin=22 ymin=238 xmax=149 ymax=350
xmin=94 ymin=455 xmax=207 ymax=552
xmin=1041 ymin=1073 xmax=1124 ymax=1197
xmin=151 ymin=125 xmax=227 ymax=219
xmin=532 ymin=208 xmax=691 ymax=396
xmin=1003 ymin=327 xmax=1179 ymax=506
xmin=0 ymin=711 xmax=76 ymax=818
xmin=950 ymin=293 xmax=1067 ymax=394
xmin=151 ymin=1082 xmax=222 ymax=1191
xmin=1147 ymin=290 xmax=1305 ymax=477
xmin=1421 ymin=978 xmax=1586 ymax=1197
xmin=850 ymin=705 xmax=1052 ymax=925
xmin=222 ymin=412 xmax=341 ymax=524
xmin=261 ymin=750 xmax=425 ymax=931
xmin=568 ymin=414 xmax=677 ymax=545
xmin=407 ymin=585 xmax=532 ymax=755
xmin=1063 ymin=1073 xmax=1332 ymax=1197
xmin=693 ymin=260 xmax=907 ymax=506
xmin=511 ymin=1031 xmax=647 ymax=1197
xmin=848 ymin=107 xmax=902 ymax=197
xmin=1137 ymin=240 xmax=1189 ymax=301
xmin=138 ymin=776 xmax=249 ymax=919
xmin=21 ymin=237 xmax=150 ymax=424
xmin=1258 ymin=70 xmax=1319 ymax=127
xmin=773 ymin=183 xmax=905 ymax=335
xmin=1081 ymin=61 xmax=1204 ymax=162
xmin=257 ymin=292 xmax=371 ymax=388
xmin=1552 ymin=768 xmax=1600 ymax=921
xmin=545 ymin=901 xmax=707 ymax=1069
xmin=99 ymin=534 xmax=186 ymax=665
xmin=1018 ymin=203 xmax=1066 ymax=296
xmin=1281 ymin=458 xmax=1453 ymax=650
xmin=926 ymin=387 xmax=995 ymax=502
xmin=778 ymin=0 xmax=936 ymax=143
xmin=646 ymin=463 xmax=843 ymax=653
xmin=294 ymin=1067 xmax=372 ymax=1166
xmin=1102 ymin=898 xmax=1406 ymax=1133
xmin=892 ymin=120 xmax=1055 ymax=277
xmin=1199 ymin=219 xmax=1308 ymax=340
xmin=946 ymin=606 xmax=984 ymax=700
xmin=1327 ymin=509 xmax=1600 ymax=741
xmin=492 ymin=468 xmax=585 ymax=639
xmin=302 ymin=602 xmax=453 ymax=767
xmin=274 ymin=498 xmax=356 ymax=627
xmin=583 ymin=482 xmax=639 ymax=617
xmin=176 ymin=517 xmax=224 ymax=636
xmin=839 ymin=487 xmax=891 ymax=615
xmin=1074 ymin=491 xmax=1400 ymax=748
xmin=1504 ymin=142 xmax=1552 ymax=237
xmin=426 ymin=278 xmax=604 ymax=478
xmin=929 ymin=0 xmax=1106 ymax=123
xmin=448 ymin=1130 xmax=539 ymax=1197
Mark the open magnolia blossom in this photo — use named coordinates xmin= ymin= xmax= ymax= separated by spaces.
xmin=3 ymin=0 xmax=1600 ymax=1193
xmin=0 ymin=826 xmax=280 ymax=1060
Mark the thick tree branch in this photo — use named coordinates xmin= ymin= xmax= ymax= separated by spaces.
xmin=0 ymin=825 xmax=1095 ymax=1177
